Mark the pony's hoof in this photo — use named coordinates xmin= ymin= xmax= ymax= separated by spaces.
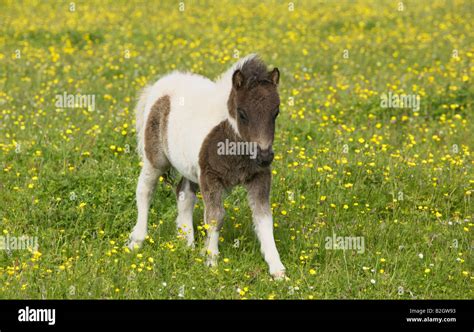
xmin=127 ymin=234 xmax=144 ymax=250
xmin=205 ymin=256 xmax=218 ymax=268
xmin=177 ymin=235 xmax=195 ymax=248
xmin=127 ymin=240 xmax=142 ymax=250
xmin=271 ymin=270 xmax=286 ymax=281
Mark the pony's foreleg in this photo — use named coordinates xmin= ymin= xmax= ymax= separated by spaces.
xmin=175 ymin=178 xmax=197 ymax=247
xmin=128 ymin=160 xmax=162 ymax=249
xmin=200 ymin=176 xmax=224 ymax=267
xmin=245 ymin=170 xmax=286 ymax=279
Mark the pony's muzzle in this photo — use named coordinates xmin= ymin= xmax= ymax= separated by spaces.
xmin=256 ymin=147 xmax=274 ymax=167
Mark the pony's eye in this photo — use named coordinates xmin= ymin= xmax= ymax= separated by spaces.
xmin=274 ymin=108 xmax=280 ymax=119
xmin=237 ymin=108 xmax=248 ymax=122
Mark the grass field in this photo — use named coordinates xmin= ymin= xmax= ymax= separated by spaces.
xmin=0 ymin=0 xmax=472 ymax=299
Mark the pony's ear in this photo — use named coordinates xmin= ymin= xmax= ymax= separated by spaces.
xmin=269 ymin=67 xmax=280 ymax=85
xmin=232 ymin=70 xmax=244 ymax=89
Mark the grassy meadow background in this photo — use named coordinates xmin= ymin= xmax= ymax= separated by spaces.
xmin=0 ymin=0 xmax=472 ymax=299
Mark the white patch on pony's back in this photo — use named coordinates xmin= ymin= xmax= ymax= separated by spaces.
xmin=136 ymin=55 xmax=257 ymax=179
xmin=165 ymin=72 xmax=223 ymax=182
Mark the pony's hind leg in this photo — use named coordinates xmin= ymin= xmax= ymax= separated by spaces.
xmin=129 ymin=94 xmax=170 ymax=249
xmin=128 ymin=159 xmax=166 ymax=250
xmin=175 ymin=178 xmax=198 ymax=247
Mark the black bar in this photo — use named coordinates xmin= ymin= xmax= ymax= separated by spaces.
xmin=0 ymin=300 xmax=472 ymax=330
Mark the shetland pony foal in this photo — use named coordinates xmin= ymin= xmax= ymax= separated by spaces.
xmin=129 ymin=54 xmax=285 ymax=278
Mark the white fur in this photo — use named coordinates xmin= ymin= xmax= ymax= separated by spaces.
xmin=176 ymin=180 xmax=197 ymax=246
xmin=135 ymin=85 xmax=153 ymax=159
xmin=129 ymin=159 xmax=160 ymax=249
xmin=205 ymin=228 xmax=220 ymax=267
xmin=252 ymin=212 xmax=285 ymax=277
xmin=165 ymin=72 xmax=225 ymax=182
xmin=135 ymin=54 xmax=258 ymax=173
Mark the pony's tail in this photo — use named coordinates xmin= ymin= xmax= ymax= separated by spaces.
xmin=135 ymin=85 xmax=152 ymax=159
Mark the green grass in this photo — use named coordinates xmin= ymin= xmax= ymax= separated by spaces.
xmin=0 ymin=0 xmax=472 ymax=299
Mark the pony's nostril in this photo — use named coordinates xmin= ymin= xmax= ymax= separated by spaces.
xmin=257 ymin=148 xmax=274 ymax=165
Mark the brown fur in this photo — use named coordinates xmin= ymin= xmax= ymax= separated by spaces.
xmin=198 ymin=119 xmax=273 ymax=230
xmin=227 ymin=58 xmax=280 ymax=149
xmin=144 ymin=95 xmax=170 ymax=169
xmin=198 ymin=57 xmax=280 ymax=229
xmin=199 ymin=120 xmax=267 ymax=190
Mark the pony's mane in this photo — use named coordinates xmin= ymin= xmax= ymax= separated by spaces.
xmin=214 ymin=54 xmax=270 ymax=98
xmin=239 ymin=56 xmax=272 ymax=89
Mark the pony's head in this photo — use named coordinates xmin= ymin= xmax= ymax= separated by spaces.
xmin=227 ymin=57 xmax=280 ymax=167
